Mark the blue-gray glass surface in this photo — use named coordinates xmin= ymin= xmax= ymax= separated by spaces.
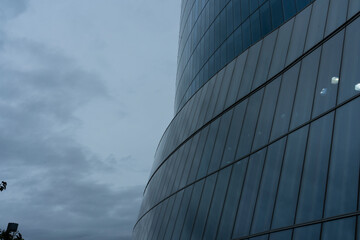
xmin=175 ymin=0 xmax=316 ymax=111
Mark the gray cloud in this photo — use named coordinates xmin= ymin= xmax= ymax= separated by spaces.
xmin=0 ymin=20 xmax=140 ymax=240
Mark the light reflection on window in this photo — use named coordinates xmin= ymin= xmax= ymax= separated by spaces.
xmin=320 ymin=88 xmax=327 ymax=96
xmin=355 ymin=83 xmax=360 ymax=91
xmin=331 ymin=76 xmax=339 ymax=84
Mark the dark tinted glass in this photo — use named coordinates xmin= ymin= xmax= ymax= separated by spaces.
xmin=296 ymin=113 xmax=334 ymax=223
xmin=324 ymin=97 xmax=360 ymax=217
xmin=251 ymin=138 xmax=286 ymax=234
xmin=233 ymin=149 xmax=266 ymax=238
xmin=217 ymin=160 xmax=248 ymax=239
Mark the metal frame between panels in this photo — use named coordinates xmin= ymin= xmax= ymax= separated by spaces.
xmin=134 ymin=3 xmax=360 ymax=239
xmin=143 ymin=8 xmax=360 ymax=199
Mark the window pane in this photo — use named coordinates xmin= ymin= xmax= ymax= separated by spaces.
xmin=203 ymin=167 xmax=232 ymax=240
xmin=242 ymin=18 xmax=252 ymax=50
xmin=180 ymin=180 xmax=205 ymax=240
xmin=324 ymin=97 xmax=360 ymax=217
xmin=304 ymin=0 xmax=329 ymax=51
xmin=271 ymin=126 xmax=308 ymax=229
xmin=217 ymin=159 xmax=248 ymax=239
xmin=208 ymin=110 xmax=233 ymax=173
xmin=270 ymin=0 xmax=284 ymax=29
xmin=312 ymin=30 xmax=344 ymax=117
xmin=269 ymin=230 xmax=292 ymax=240
xmin=235 ymin=89 xmax=264 ymax=159
xmin=251 ymin=10 xmax=261 ymax=43
xmin=164 ymin=190 xmax=185 ymax=239
xmin=171 ymin=185 xmax=194 ymax=239
xmin=338 ymin=17 xmax=360 ymax=103
xmin=187 ymin=127 xmax=210 ymax=184
xmin=290 ymin=48 xmax=321 ymax=130
xmin=233 ymin=149 xmax=267 ymax=238
xmin=322 ymin=217 xmax=356 ymax=240
xmin=251 ymin=138 xmax=286 ymax=234
xmin=296 ymin=113 xmax=334 ymax=223
xmin=238 ymin=40 xmax=262 ymax=99
xmin=252 ymin=77 xmax=281 ymax=150
xmin=260 ymin=2 xmax=272 ymax=35
xmin=269 ymin=18 xmax=294 ymax=78
xmin=286 ymin=5 xmax=311 ymax=65
xmin=191 ymin=174 xmax=217 ymax=240
xmin=283 ymin=0 xmax=297 ymax=21
xmin=252 ymin=30 xmax=278 ymax=90
xmin=325 ymin=0 xmax=349 ymax=35
xmin=293 ymin=224 xmax=321 ymax=240
xmin=225 ymin=50 xmax=248 ymax=108
xmin=270 ymin=63 xmax=300 ymax=141
xmin=222 ymin=100 xmax=248 ymax=167
xmin=197 ymin=119 xmax=221 ymax=179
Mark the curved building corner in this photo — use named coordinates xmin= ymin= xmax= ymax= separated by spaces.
xmin=134 ymin=0 xmax=360 ymax=239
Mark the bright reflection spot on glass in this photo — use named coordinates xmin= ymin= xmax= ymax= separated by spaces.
xmin=331 ymin=76 xmax=339 ymax=84
xmin=320 ymin=88 xmax=327 ymax=96
xmin=355 ymin=83 xmax=360 ymax=91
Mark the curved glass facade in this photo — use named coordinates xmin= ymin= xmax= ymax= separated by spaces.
xmin=134 ymin=0 xmax=360 ymax=239
xmin=175 ymin=0 xmax=316 ymax=112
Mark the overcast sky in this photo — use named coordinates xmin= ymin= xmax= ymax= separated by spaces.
xmin=0 ymin=0 xmax=180 ymax=239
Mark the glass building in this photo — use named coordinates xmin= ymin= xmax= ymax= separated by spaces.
xmin=134 ymin=0 xmax=360 ymax=239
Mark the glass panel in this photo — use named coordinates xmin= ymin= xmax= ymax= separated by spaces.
xmin=158 ymin=195 xmax=176 ymax=239
xmin=252 ymin=30 xmax=278 ymax=90
xmin=233 ymin=149 xmax=267 ymax=238
xmin=234 ymin=0 xmax=241 ymax=27
xmin=204 ymin=71 xmax=225 ymax=122
xmin=269 ymin=19 xmax=294 ymax=78
xmin=325 ymin=0 xmax=349 ymax=35
xmin=271 ymin=126 xmax=308 ymax=229
xmin=283 ymin=0 xmax=297 ymax=21
xmin=241 ymin=0 xmax=250 ymax=21
xmin=324 ymin=97 xmax=360 ymax=217
xmin=203 ymin=167 xmax=232 ymax=240
xmin=217 ymin=159 xmax=248 ymax=240
xmin=214 ymin=61 xmax=236 ymax=115
xmin=221 ymin=100 xmax=248 ymax=167
xmin=171 ymin=185 xmax=194 ymax=239
xmin=190 ymin=173 xmax=217 ymax=240
xmin=296 ymin=0 xmax=311 ymax=10
xmin=260 ymin=2 xmax=272 ymax=35
xmin=225 ymin=50 xmax=248 ymax=108
xmin=348 ymin=0 xmax=360 ymax=19
xmin=293 ymin=224 xmax=321 ymax=240
xmin=208 ymin=110 xmax=233 ymax=173
xmin=238 ymin=40 xmax=262 ymax=99
xmin=270 ymin=0 xmax=284 ymax=29
xmin=251 ymin=138 xmax=286 ymax=234
xmin=312 ymin=30 xmax=344 ymax=117
xmin=197 ymin=119 xmax=221 ymax=179
xmin=179 ymin=136 xmax=199 ymax=189
xmin=164 ymin=190 xmax=185 ymax=239
xmin=304 ymin=0 xmax=329 ymax=51
xmin=251 ymin=10 xmax=261 ymax=43
xmin=179 ymin=180 xmax=205 ymax=240
xmin=338 ymin=17 xmax=360 ymax=103
xmin=286 ymin=5 xmax=311 ymax=65
xmin=296 ymin=113 xmax=334 ymax=223
xmin=269 ymin=230 xmax=292 ymax=240
xmin=235 ymin=89 xmax=264 ymax=159
xmin=322 ymin=217 xmax=356 ymax=240
xmin=242 ymin=18 xmax=252 ymax=50
xmin=270 ymin=63 xmax=300 ymax=141
xmin=290 ymin=48 xmax=321 ymax=130
xmin=252 ymin=77 xmax=281 ymax=150
xmin=187 ymin=127 xmax=210 ymax=184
